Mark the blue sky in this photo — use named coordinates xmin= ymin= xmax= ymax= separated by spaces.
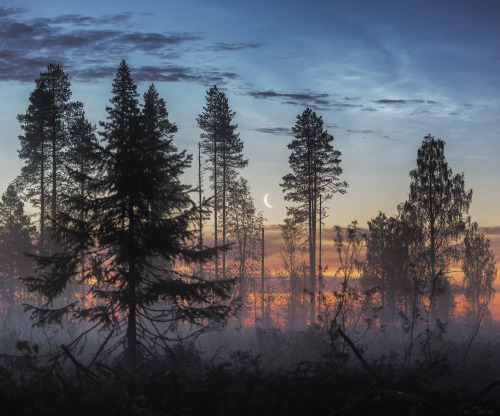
xmin=1 ymin=0 xmax=499 ymax=227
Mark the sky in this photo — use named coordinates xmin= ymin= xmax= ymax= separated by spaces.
xmin=1 ymin=0 xmax=500 ymax=234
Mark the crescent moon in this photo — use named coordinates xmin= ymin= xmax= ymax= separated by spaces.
xmin=264 ymin=193 xmax=273 ymax=208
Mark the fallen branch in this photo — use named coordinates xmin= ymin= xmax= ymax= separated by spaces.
xmin=335 ymin=327 xmax=378 ymax=380
xmin=60 ymin=344 xmax=99 ymax=383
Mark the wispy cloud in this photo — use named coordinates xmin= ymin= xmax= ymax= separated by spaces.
xmin=373 ymin=99 xmax=440 ymax=106
xmin=251 ymin=127 xmax=291 ymax=136
xmin=209 ymin=42 xmax=263 ymax=51
xmin=249 ymin=90 xmax=330 ymax=106
xmin=0 ymin=8 xmax=240 ymax=85
xmin=0 ymin=6 xmax=24 ymax=17
xmin=346 ymin=129 xmax=374 ymax=134
xmin=247 ymin=89 xmax=364 ymax=111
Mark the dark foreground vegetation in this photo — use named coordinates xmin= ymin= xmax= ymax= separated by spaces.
xmin=1 ymin=325 xmax=500 ymax=415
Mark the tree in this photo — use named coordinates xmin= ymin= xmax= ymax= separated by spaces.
xmin=17 ymin=63 xmax=73 ymax=252
xmin=331 ymin=221 xmax=365 ymax=331
xmin=24 ymin=61 xmax=233 ymax=368
xmin=360 ymin=212 xmax=412 ymax=323
xmin=197 ymin=86 xmax=248 ymax=281
xmin=462 ymin=222 xmax=496 ymax=323
xmin=143 ymin=83 xmax=178 ymax=155
xmin=65 ymin=103 xmax=99 ymax=205
xmin=279 ymin=213 xmax=308 ymax=329
xmin=281 ymin=108 xmax=347 ymax=324
xmin=0 ymin=184 xmax=36 ymax=302
xmin=225 ymin=176 xmax=263 ymax=326
xmin=403 ymin=134 xmax=472 ymax=323
xmin=17 ymin=78 xmax=49 ymax=251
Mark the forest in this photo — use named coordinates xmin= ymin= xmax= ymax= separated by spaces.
xmin=0 ymin=61 xmax=499 ymax=415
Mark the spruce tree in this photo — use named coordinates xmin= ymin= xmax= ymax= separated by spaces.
xmin=281 ymin=108 xmax=347 ymax=324
xmin=24 ymin=61 xmax=233 ymax=368
xmin=197 ymin=86 xmax=248 ymax=280
xmin=65 ymin=103 xmax=99 ymax=204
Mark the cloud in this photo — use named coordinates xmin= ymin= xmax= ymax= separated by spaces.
xmin=248 ymin=90 xmax=331 ymax=109
xmin=252 ymin=127 xmax=291 ymax=136
xmin=373 ymin=99 xmax=440 ymax=106
xmin=249 ymin=90 xmax=330 ymax=104
xmin=248 ymin=89 xmax=367 ymax=111
xmin=209 ymin=42 xmax=263 ymax=51
xmin=0 ymin=9 xmax=238 ymax=85
xmin=346 ymin=129 xmax=374 ymax=134
xmin=0 ymin=7 xmax=24 ymax=17
xmin=71 ymin=64 xmax=239 ymax=85
xmin=50 ymin=12 xmax=133 ymax=26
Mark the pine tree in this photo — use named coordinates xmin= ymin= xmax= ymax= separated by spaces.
xmin=281 ymin=108 xmax=347 ymax=324
xmin=23 ymin=61 xmax=233 ymax=368
xmin=0 ymin=184 xmax=36 ymax=302
xmin=43 ymin=64 xmax=72 ymax=225
xmin=17 ymin=80 xmax=49 ymax=251
xmin=197 ymin=86 xmax=248 ymax=280
xmin=17 ymin=63 xmax=72 ymax=252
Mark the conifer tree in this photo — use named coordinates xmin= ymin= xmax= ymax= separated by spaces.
xmin=65 ymin=103 xmax=99 ymax=204
xmin=17 ymin=80 xmax=49 ymax=251
xmin=17 ymin=64 xmax=72 ymax=252
xmin=0 ymin=184 xmax=35 ymax=301
xmin=24 ymin=61 xmax=233 ymax=368
xmin=197 ymin=86 xmax=248 ymax=280
xmin=281 ymin=108 xmax=347 ymax=324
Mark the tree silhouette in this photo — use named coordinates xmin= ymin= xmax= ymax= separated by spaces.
xmin=17 ymin=64 xmax=73 ymax=253
xmin=17 ymin=78 xmax=49 ymax=252
xmin=23 ymin=61 xmax=233 ymax=368
xmin=225 ymin=176 xmax=263 ymax=326
xmin=403 ymin=134 xmax=472 ymax=323
xmin=279 ymin=213 xmax=307 ymax=329
xmin=462 ymin=222 xmax=496 ymax=323
xmin=0 ymin=184 xmax=35 ymax=302
xmin=281 ymin=108 xmax=347 ymax=324
xmin=360 ymin=212 xmax=412 ymax=323
xmin=197 ymin=86 xmax=248 ymax=281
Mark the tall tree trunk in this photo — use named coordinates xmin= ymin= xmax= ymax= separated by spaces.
xmin=40 ymin=140 xmax=45 ymax=253
xmin=261 ymin=227 xmax=265 ymax=326
xmin=214 ymin=136 xmax=218 ymax=280
xmin=198 ymin=143 xmax=203 ymax=279
xmin=50 ymin=87 xmax=57 ymax=255
xmin=318 ymin=196 xmax=322 ymax=320
xmin=126 ymin=198 xmax=137 ymax=368
xmin=222 ymin=138 xmax=226 ymax=280
xmin=126 ymin=293 xmax=137 ymax=368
